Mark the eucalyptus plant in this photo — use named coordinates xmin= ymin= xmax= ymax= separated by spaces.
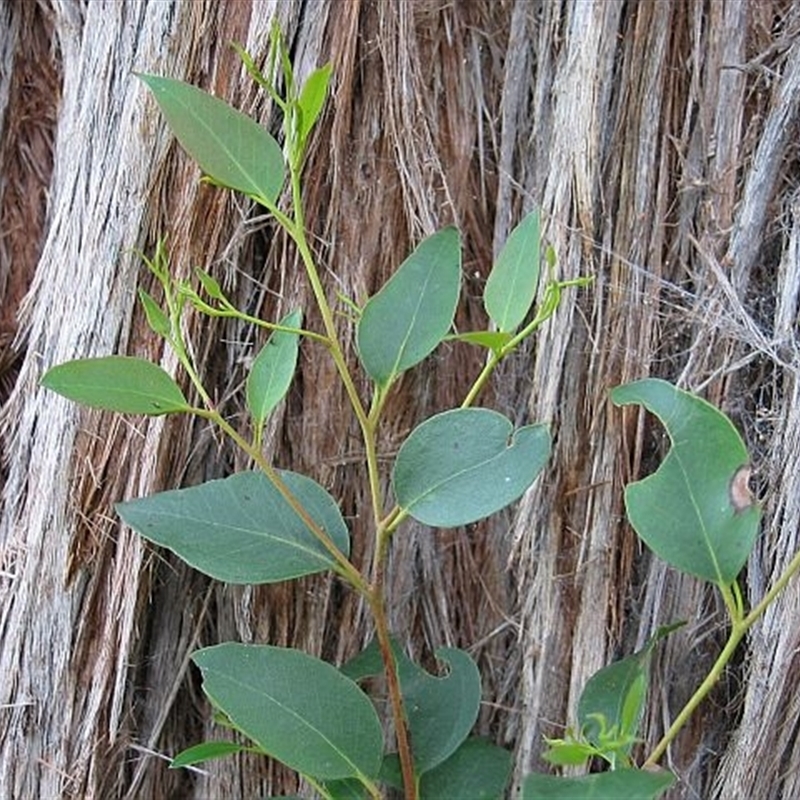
xmin=42 ymin=27 xmax=800 ymax=800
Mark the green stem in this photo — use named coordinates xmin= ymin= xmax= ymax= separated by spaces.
xmin=643 ymin=621 xmax=746 ymax=767
xmin=368 ymin=543 xmax=417 ymax=800
xmin=645 ymin=546 xmax=800 ymax=768
xmin=192 ymin=406 xmax=367 ymax=593
xmin=743 ymin=544 xmax=800 ymax=628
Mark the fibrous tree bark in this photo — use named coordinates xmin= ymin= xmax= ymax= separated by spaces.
xmin=1 ymin=2 xmax=799 ymax=798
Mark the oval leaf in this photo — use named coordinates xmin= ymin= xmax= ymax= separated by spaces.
xmin=357 ymin=227 xmax=461 ymax=387
xmin=193 ymin=644 xmax=383 ymax=781
xmin=246 ymin=309 xmax=302 ymax=427
xmin=611 ymin=379 xmax=761 ymax=585
xmin=522 ymin=768 xmax=674 ymax=800
xmin=484 ymin=209 xmax=541 ymax=333
xmin=392 ymin=408 xmax=550 ymax=527
xmin=41 ymin=356 xmax=190 ymax=416
xmin=116 ymin=470 xmax=349 ymax=584
xmin=137 ymin=74 xmax=284 ymax=203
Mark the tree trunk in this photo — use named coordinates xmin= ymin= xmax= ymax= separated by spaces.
xmin=1 ymin=1 xmax=798 ymax=798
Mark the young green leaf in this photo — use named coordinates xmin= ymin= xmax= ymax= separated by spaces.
xmin=138 ymin=289 xmax=172 ymax=339
xmin=193 ymin=644 xmax=383 ymax=781
xmin=484 ymin=209 xmax=541 ymax=333
xmin=116 ymin=470 xmax=350 ymax=583
xmin=357 ymin=227 xmax=461 ymax=387
xmin=137 ymin=74 xmax=285 ymax=204
xmin=41 ymin=356 xmax=190 ymax=416
xmin=246 ymin=309 xmax=302 ymax=428
xmin=611 ymin=379 xmax=761 ymax=586
xmin=297 ymin=64 xmax=332 ymax=146
xmin=446 ymin=330 xmax=513 ymax=354
xmin=392 ymin=408 xmax=550 ymax=527
xmin=170 ymin=740 xmax=252 ymax=769
xmin=195 ymin=268 xmax=225 ymax=301
xmin=577 ymin=651 xmax=649 ymax=753
xmin=522 ymin=768 xmax=674 ymax=800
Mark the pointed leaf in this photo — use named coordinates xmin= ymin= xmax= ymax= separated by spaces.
xmin=522 ymin=768 xmax=674 ymax=800
xmin=193 ymin=644 xmax=383 ymax=781
xmin=138 ymin=289 xmax=172 ymax=338
xmin=117 ymin=470 xmax=349 ymax=583
xmin=446 ymin=330 xmax=513 ymax=353
xmin=297 ymin=64 xmax=332 ymax=145
xmin=137 ymin=74 xmax=284 ymax=203
xmin=195 ymin=268 xmax=225 ymax=301
xmin=577 ymin=651 xmax=649 ymax=750
xmin=357 ymin=227 xmax=461 ymax=386
xmin=418 ymin=738 xmax=511 ymax=800
xmin=41 ymin=356 xmax=190 ymax=415
xmin=170 ymin=740 xmax=252 ymax=769
xmin=484 ymin=209 xmax=541 ymax=332
xmin=611 ymin=379 xmax=761 ymax=585
xmin=393 ymin=408 xmax=550 ymax=527
xmin=246 ymin=309 xmax=302 ymax=426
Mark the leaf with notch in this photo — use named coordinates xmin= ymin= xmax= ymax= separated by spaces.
xmin=611 ymin=379 xmax=761 ymax=585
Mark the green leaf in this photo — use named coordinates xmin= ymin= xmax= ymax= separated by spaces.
xmin=541 ymin=738 xmax=598 ymax=767
xmin=484 ymin=209 xmax=541 ymax=332
xmin=357 ymin=227 xmax=461 ymax=387
xmin=246 ymin=309 xmax=302 ymax=427
xmin=419 ymin=738 xmax=512 ymax=800
xmin=577 ymin=652 xmax=648 ymax=751
xmin=195 ymin=268 xmax=225 ymax=301
xmin=611 ymin=379 xmax=761 ymax=585
xmin=521 ymin=769 xmax=674 ymax=800
xmin=339 ymin=638 xmax=385 ymax=682
xmin=446 ymin=330 xmax=513 ymax=353
xmin=393 ymin=408 xmax=550 ymax=527
xmin=341 ymin=640 xmax=481 ymax=775
xmin=116 ymin=470 xmax=349 ymax=583
xmin=397 ymin=647 xmax=482 ymax=774
xmin=170 ymin=740 xmax=252 ymax=769
xmin=41 ymin=356 xmax=190 ymax=416
xmin=138 ymin=289 xmax=172 ymax=339
xmin=323 ymin=778 xmax=369 ymax=800
xmin=137 ymin=74 xmax=284 ymax=204
xmin=297 ymin=64 xmax=332 ymax=145
xmin=193 ymin=644 xmax=383 ymax=781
